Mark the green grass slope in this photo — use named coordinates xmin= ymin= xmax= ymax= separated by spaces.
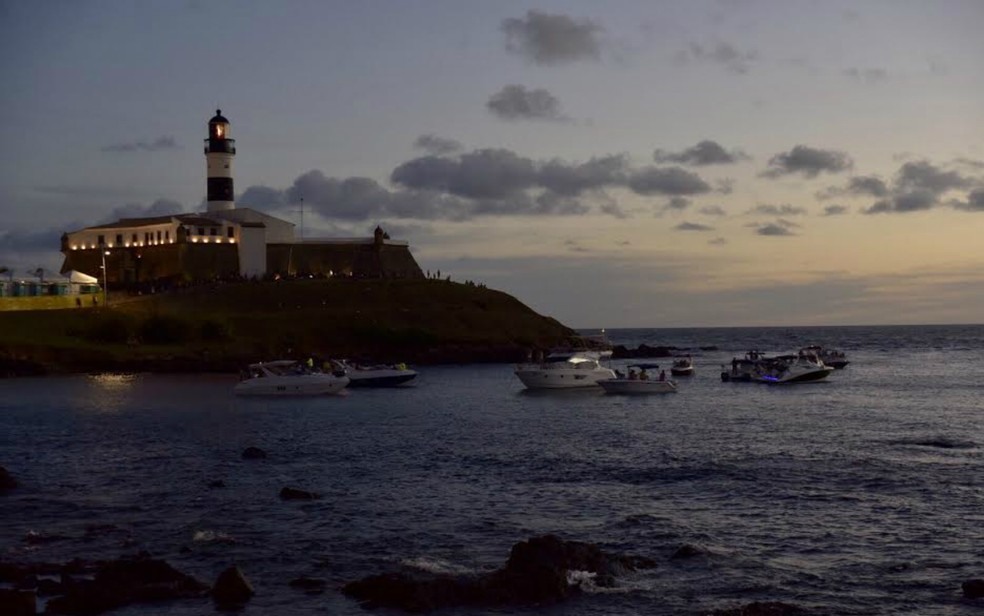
xmin=0 ymin=279 xmax=582 ymax=374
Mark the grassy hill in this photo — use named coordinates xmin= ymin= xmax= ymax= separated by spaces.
xmin=0 ymin=279 xmax=583 ymax=374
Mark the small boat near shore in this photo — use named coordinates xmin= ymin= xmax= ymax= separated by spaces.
xmin=598 ymin=363 xmax=677 ymax=394
xmin=670 ymin=356 xmax=695 ymax=377
xmin=234 ymin=360 xmax=349 ymax=396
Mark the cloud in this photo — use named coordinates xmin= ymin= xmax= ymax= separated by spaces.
xmin=100 ymin=136 xmax=179 ymax=153
xmin=652 ymin=140 xmax=751 ymax=166
xmin=392 ymin=149 xmax=537 ymax=199
xmin=895 ymin=160 xmax=971 ymax=194
xmin=822 ymin=205 xmax=849 ymax=216
xmin=676 ymin=41 xmax=758 ymax=74
xmin=699 ymin=205 xmax=727 ymax=217
xmin=627 ymin=166 xmax=712 ymax=196
xmin=817 ymin=175 xmax=889 ymax=200
xmin=864 ymin=191 xmax=937 ymax=214
xmin=715 ymin=178 xmax=735 ymax=194
xmin=413 ymin=134 xmax=463 ymax=155
xmin=0 ymin=227 xmax=68 ymax=253
xmin=844 ymin=67 xmax=889 ymax=84
xmin=862 ymin=160 xmax=976 ymax=214
xmin=675 ymin=221 xmax=714 ymax=231
xmin=502 ymin=10 xmax=603 ymax=65
xmin=102 ymin=198 xmax=185 ymax=223
xmin=665 ymin=197 xmax=691 ymax=211
xmin=487 ymin=85 xmax=569 ymax=122
xmin=238 ymin=185 xmax=286 ymax=211
xmin=747 ymin=203 xmax=808 ymax=216
xmin=752 ymin=218 xmax=799 ymax=236
xmin=538 ymin=154 xmax=629 ymax=196
xmin=761 ymin=145 xmax=853 ymax=179
xmin=951 ymin=188 xmax=984 ymax=212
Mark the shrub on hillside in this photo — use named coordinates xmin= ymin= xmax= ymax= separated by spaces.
xmin=138 ymin=315 xmax=188 ymax=345
xmin=200 ymin=319 xmax=230 ymax=342
xmin=82 ymin=314 xmax=133 ymax=344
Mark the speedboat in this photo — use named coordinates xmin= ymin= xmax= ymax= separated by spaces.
xmin=514 ymin=349 xmax=616 ymax=390
xmin=722 ymin=351 xmax=767 ymax=382
xmin=800 ymin=345 xmax=849 ymax=369
xmin=233 ymin=360 xmax=349 ymax=396
xmin=598 ymin=364 xmax=677 ymax=394
xmin=755 ymin=354 xmax=833 ymax=384
xmin=670 ymin=356 xmax=695 ymax=377
xmin=334 ymin=359 xmax=418 ymax=387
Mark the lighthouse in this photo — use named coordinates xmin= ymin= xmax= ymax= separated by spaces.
xmin=204 ymin=109 xmax=236 ymax=212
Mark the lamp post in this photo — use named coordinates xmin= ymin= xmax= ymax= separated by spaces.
xmin=100 ymin=248 xmax=110 ymax=307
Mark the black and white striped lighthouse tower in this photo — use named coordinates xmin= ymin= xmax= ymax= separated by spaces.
xmin=204 ymin=109 xmax=236 ymax=212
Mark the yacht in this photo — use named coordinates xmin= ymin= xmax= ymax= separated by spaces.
xmin=800 ymin=345 xmax=849 ymax=369
xmin=514 ymin=349 xmax=616 ymax=390
xmin=334 ymin=359 xmax=418 ymax=387
xmin=755 ymin=353 xmax=834 ymax=384
xmin=234 ymin=360 xmax=349 ymax=396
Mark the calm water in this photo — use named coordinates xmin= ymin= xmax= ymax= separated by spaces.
xmin=1 ymin=324 xmax=983 ymax=615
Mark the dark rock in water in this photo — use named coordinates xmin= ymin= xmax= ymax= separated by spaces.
xmin=964 ymin=578 xmax=984 ymax=598
xmin=289 ymin=576 xmax=327 ymax=594
xmin=45 ymin=553 xmax=207 ymax=614
xmin=700 ymin=346 xmax=719 ymax=351
xmin=212 ymin=566 xmax=254 ymax=607
xmin=207 ymin=479 xmax=226 ymax=489
xmin=0 ymin=588 xmax=36 ymax=616
xmin=0 ymin=465 xmax=17 ymax=493
xmin=241 ymin=446 xmax=267 ymax=459
xmin=343 ymin=534 xmax=655 ymax=612
xmin=25 ymin=531 xmax=70 ymax=545
xmin=280 ymin=487 xmax=318 ymax=500
xmin=707 ymin=601 xmax=807 ymax=615
xmin=671 ymin=544 xmax=707 ymax=559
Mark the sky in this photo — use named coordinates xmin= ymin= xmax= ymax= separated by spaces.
xmin=1 ymin=0 xmax=982 ymax=328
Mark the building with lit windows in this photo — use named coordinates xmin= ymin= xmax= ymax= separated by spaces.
xmin=60 ymin=110 xmax=422 ymax=287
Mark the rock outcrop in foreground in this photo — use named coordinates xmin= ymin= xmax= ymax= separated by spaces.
xmin=343 ymin=534 xmax=656 ymax=612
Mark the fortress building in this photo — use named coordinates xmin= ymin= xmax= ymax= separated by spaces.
xmin=61 ymin=110 xmax=423 ymax=287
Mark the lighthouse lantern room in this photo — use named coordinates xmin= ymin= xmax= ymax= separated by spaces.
xmin=204 ymin=109 xmax=236 ymax=212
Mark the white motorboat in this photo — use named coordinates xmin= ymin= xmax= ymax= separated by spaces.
xmin=755 ymin=354 xmax=833 ymax=384
xmin=800 ymin=345 xmax=849 ymax=369
xmin=514 ymin=349 xmax=616 ymax=390
xmin=670 ymin=356 xmax=695 ymax=377
xmin=334 ymin=359 xmax=418 ymax=387
xmin=233 ymin=360 xmax=349 ymax=396
xmin=598 ymin=378 xmax=677 ymax=394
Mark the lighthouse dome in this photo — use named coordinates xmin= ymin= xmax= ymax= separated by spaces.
xmin=209 ymin=109 xmax=230 ymax=124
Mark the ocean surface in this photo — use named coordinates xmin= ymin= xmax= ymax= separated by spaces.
xmin=1 ymin=324 xmax=983 ymax=615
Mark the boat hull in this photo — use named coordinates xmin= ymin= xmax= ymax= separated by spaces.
xmin=233 ymin=375 xmax=349 ymax=396
xmin=514 ymin=367 xmax=615 ymax=389
xmin=346 ymin=371 xmax=418 ymax=387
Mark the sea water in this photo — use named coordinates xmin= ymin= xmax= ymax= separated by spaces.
xmin=1 ymin=324 xmax=982 ymax=615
